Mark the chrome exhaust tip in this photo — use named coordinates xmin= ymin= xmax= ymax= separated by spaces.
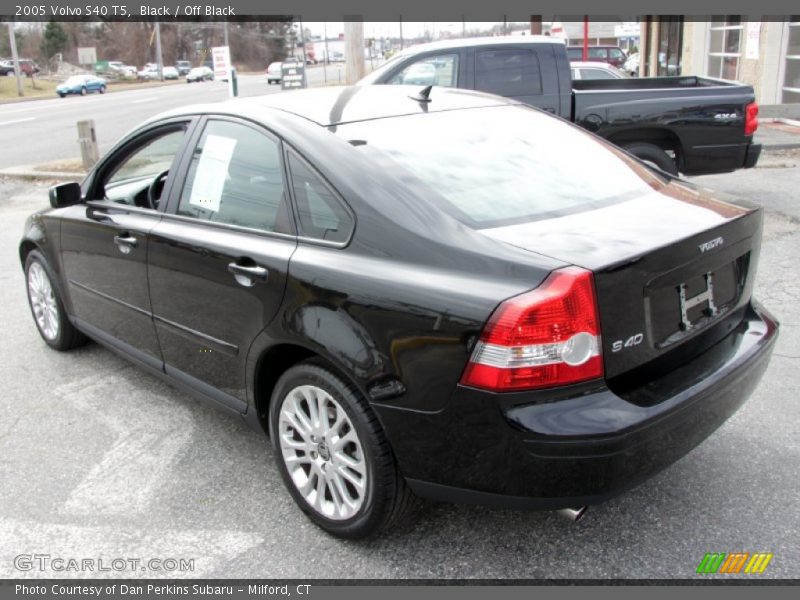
xmin=557 ymin=506 xmax=587 ymax=522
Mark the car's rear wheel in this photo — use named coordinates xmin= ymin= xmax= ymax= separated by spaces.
xmin=269 ymin=362 xmax=416 ymax=539
xmin=623 ymin=142 xmax=678 ymax=175
xmin=99 ymin=85 xmax=106 ymax=94
xmin=58 ymin=92 xmax=66 ymax=98
xmin=25 ymin=250 xmax=86 ymax=351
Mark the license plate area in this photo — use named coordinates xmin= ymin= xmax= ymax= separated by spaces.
xmin=646 ymin=253 xmax=749 ymax=349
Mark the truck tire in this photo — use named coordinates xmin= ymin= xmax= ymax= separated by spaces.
xmin=623 ymin=143 xmax=678 ymax=176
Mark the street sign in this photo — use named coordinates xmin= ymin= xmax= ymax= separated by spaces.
xmin=281 ymin=60 xmax=306 ymax=90
xmin=77 ymin=47 xmax=97 ymax=66
xmin=211 ymin=46 xmax=231 ymax=81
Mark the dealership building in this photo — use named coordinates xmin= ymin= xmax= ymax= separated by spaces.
xmin=639 ymin=17 xmax=800 ymax=108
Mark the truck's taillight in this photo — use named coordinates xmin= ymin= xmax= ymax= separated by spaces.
xmin=745 ymin=102 xmax=759 ymax=136
xmin=460 ymin=266 xmax=603 ymax=392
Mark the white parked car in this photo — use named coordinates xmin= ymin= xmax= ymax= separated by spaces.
xmin=570 ymin=61 xmax=630 ymax=80
xmin=186 ymin=66 xmax=214 ymax=83
xmin=162 ymin=66 xmax=179 ymax=80
xmin=266 ymin=61 xmax=282 ymax=84
xmin=137 ymin=65 xmax=158 ymax=80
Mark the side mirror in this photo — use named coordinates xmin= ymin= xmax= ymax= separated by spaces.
xmin=49 ymin=182 xmax=82 ymax=208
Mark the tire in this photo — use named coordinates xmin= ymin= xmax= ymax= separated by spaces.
xmin=80 ymin=87 xmax=87 ymax=96
xmin=99 ymin=85 xmax=106 ymax=94
xmin=623 ymin=142 xmax=678 ymax=175
xmin=269 ymin=361 xmax=416 ymax=539
xmin=5 ymin=70 xmax=14 ymax=77
xmin=24 ymin=250 xmax=86 ymax=351
xmin=58 ymin=93 xmax=66 ymax=98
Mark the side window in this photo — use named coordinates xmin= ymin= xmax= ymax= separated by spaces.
xmin=177 ymin=120 xmax=292 ymax=234
xmin=588 ymin=47 xmax=607 ymax=60
xmin=475 ymin=48 xmax=542 ymax=96
xmin=609 ymin=48 xmax=625 ymax=61
xmin=287 ymin=152 xmax=353 ymax=244
xmin=388 ymin=53 xmax=459 ymax=88
xmin=580 ymin=68 xmax=614 ymax=80
xmin=101 ymin=127 xmax=186 ymax=206
xmin=567 ymin=48 xmax=582 ymax=60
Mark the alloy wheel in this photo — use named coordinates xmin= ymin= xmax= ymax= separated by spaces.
xmin=278 ymin=385 xmax=367 ymax=520
xmin=27 ymin=262 xmax=59 ymax=341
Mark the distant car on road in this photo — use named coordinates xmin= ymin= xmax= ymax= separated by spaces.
xmin=162 ymin=66 xmax=179 ymax=80
xmin=266 ymin=61 xmax=282 ymax=84
xmin=137 ymin=65 xmax=158 ymax=80
xmin=570 ymin=61 xmax=630 ymax=80
xmin=1 ymin=59 xmax=40 ymax=77
xmin=175 ymin=60 xmax=191 ymax=76
xmin=186 ymin=66 xmax=214 ymax=83
xmin=56 ymin=75 xmax=106 ymax=97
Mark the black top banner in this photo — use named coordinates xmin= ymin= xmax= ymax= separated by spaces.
xmin=0 ymin=0 xmax=799 ymax=20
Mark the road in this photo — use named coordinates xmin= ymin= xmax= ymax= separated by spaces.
xmin=0 ymin=158 xmax=797 ymax=578
xmin=0 ymin=63 xmax=370 ymax=169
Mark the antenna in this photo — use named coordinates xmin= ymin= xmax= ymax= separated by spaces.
xmin=409 ymin=85 xmax=433 ymax=104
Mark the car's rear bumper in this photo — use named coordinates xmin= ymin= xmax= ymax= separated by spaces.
xmin=377 ymin=302 xmax=778 ymax=510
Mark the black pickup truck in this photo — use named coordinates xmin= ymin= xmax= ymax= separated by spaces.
xmin=359 ymin=37 xmax=761 ymax=175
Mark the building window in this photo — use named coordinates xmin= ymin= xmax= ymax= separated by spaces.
xmin=783 ymin=17 xmax=800 ymax=103
xmin=708 ymin=16 xmax=743 ymax=80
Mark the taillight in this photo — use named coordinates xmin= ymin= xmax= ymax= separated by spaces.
xmin=745 ymin=102 xmax=759 ymax=136
xmin=460 ymin=266 xmax=603 ymax=392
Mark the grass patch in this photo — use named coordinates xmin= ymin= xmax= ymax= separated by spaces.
xmin=0 ymin=77 xmax=58 ymax=101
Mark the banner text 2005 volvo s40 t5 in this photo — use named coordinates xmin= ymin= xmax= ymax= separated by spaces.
xmin=20 ymin=86 xmax=778 ymax=539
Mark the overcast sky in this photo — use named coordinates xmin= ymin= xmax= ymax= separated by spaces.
xmin=302 ymin=22 xmax=526 ymax=40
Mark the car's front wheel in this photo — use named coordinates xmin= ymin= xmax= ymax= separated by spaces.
xmin=80 ymin=86 xmax=87 ymax=96
xmin=99 ymin=85 xmax=106 ymax=94
xmin=269 ymin=362 xmax=416 ymax=539
xmin=24 ymin=250 xmax=86 ymax=351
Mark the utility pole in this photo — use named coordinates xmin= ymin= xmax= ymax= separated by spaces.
xmin=7 ymin=22 xmax=23 ymax=97
xmin=223 ymin=20 xmax=229 ymax=47
xmin=344 ymin=20 xmax=365 ymax=84
xmin=155 ymin=21 xmax=164 ymax=81
xmin=299 ymin=18 xmax=307 ymax=66
xmin=322 ymin=21 xmax=328 ymax=83
xmin=399 ymin=17 xmax=403 ymax=50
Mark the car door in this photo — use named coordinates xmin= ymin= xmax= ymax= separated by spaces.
xmin=58 ymin=120 xmax=193 ymax=370
xmin=471 ymin=45 xmax=561 ymax=114
xmin=147 ymin=116 xmax=297 ymax=410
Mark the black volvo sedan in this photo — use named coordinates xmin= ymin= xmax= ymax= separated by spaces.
xmin=20 ymin=86 xmax=778 ymax=538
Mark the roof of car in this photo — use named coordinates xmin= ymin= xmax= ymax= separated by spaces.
xmin=393 ymin=35 xmax=564 ymax=57
xmin=153 ymin=85 xmax=519 ymax=128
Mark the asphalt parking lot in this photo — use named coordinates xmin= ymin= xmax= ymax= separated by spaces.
xmin=0 ymin=158 xmax=798 ymax=579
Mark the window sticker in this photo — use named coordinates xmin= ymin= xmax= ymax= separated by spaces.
xmin=188 ymin=134 xmax=237 ymax=213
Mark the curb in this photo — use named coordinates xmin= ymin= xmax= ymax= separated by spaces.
xmin=0 ymin=168 xmax=85 ymax=181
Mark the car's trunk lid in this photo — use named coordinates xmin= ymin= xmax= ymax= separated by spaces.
xmin=480 ymin=183 xmax=762 ymax=379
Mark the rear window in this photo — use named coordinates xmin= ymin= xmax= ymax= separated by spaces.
xmin=335 ymin=106 xmax=663 ymax=229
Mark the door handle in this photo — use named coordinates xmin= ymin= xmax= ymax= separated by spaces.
xmin=228 ymin=262 xmax=269 ymax=286
xmin=113 ymin=234 xmax=138 ymax=254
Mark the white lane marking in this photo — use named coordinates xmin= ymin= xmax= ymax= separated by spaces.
xmin=0 ymin=117 xmax=34 ymax=126
xmin=0 ymin=518 xmax=264 ymax=578
xmin=55 ymin=370 xmax=195 ymax=516
xmin=130 ymin=97 xmax=157 ymax=104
